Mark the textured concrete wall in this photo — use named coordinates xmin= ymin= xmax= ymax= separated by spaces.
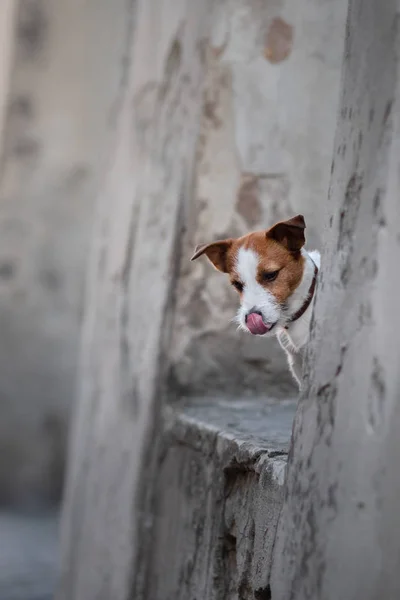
xmin=0 ymin=0 xmax=346 ymax=507
xmin=0 ymin=0 xmax=129 ymax=507
xmin=59 ymin=1 xmax=348 ymax=599
xmin=271 ymin=0 xmax=400 ymax=598
xmin=59 ymin=1 xmax=211 ymax=598
xmin=145 ymin=397 xmax=293 ymax=600
xmin=170 ymin=0 xmax=347 ymax=398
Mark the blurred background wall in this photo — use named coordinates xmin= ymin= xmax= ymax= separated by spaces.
xmin=0 ymin=0 xmax=343 ymax=511
xmin=170 ymin=0 xmax=344 ymax=399
xmin=56 ymin=1 xmax=348 ymax=598
xmin=0 ymin=0 xmax=348 ymax=598
xmin=0 ymin=0 xmax=130 ymax=508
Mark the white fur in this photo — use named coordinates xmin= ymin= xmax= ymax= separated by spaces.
xmin=235 ymin=246 xmax=320 ymax=389
xmin=282 ymin=249 xmax=320 ymax=349
xmin=235 ymin=248 xmax=280 ymax=330
xmin=278 ymin=249 xmax=320 ymax=387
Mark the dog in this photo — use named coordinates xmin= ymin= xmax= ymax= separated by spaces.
xmin=191 ymin=215 xmax=320 ymax=388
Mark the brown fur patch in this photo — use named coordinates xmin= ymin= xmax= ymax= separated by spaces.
xmin=191 ymin=216 xmax=307 ymax=304
xmin=225 ymin=232 xmax=304 ymax=303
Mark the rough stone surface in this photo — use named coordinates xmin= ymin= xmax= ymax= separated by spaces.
xmin=0 ymin=0 xmax=130 ymax=506
xmin=271 ymin=1 xmax=400 ymax=598
xmin=146 ymin=396 xmax=295 ymax=600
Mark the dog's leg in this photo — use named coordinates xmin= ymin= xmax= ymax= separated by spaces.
xmin=277 ymin=329 xmax=303 ymax=389
xmin=286 ymin=350 xmax=303 ymax=389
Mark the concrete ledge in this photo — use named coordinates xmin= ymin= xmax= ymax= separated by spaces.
xmin=171 ymin=395 xmax=296 ymax=457
xmin=144 ymin=397 xmax=296 ymax=600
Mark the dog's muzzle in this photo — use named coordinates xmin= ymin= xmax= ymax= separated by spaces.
xmin=245 ymin=309 xmax=275 ymax=335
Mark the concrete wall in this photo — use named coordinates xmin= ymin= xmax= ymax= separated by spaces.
xmin=271 ymin=0 xmax=400 ymax=598
xmin=0 ymin=0 xmax=346 ymax=508
xmin=170 ymin=0 xmax=347 ymax=398
xmin=60 ymin=1 xmax=211 ymax=597
xmin=59 ymin=0 xmax=400 ymax=596
xmin=0 ymin=0 xmax=129 ymax=507
xmin=0 ymin=0 xmax=16 ymax=147
xmin=58 ymin=0 xmax=348 ymax=599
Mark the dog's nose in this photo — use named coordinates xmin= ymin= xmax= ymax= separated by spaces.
xmin=245 ymin=308 xmax=263 ymax=323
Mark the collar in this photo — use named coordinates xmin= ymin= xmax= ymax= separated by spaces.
xmin=284 ymin=261 xmax=318 ymax=329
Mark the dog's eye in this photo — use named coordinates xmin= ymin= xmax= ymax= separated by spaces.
xmin=261 ymin=270 xmax=279 ymax=282
xmin=231 ymin=280 xmax=243 ymax=293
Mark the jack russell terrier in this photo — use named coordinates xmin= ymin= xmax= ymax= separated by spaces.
xmin=191 ymin=215 xmax=320 ymax=388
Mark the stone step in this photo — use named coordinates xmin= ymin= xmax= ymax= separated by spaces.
xmin=143 ymin=396 xmax=296 ymax=600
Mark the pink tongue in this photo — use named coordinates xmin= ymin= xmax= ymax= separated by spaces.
xmin=246 ymin=313 xmax=269 ymax=335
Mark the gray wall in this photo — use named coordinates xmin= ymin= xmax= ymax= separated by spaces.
xmin=0 ymin=0 xmax=129 ymax=507
xmin=0 ymin=0 xmax=346 ymax=508
xmin=170 ymin=0 xmax=347 ymax=398
xmin=58 ymin=0 xmax=348 ymax=598
xmin=271 ymin=0 xmax=400 ymax=598
xmin=59 ymin=0 xmax=400 ymax=597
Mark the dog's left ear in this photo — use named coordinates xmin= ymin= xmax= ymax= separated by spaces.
xmin=266 ymin=215 xmax=306 ymax=252
xmin=190 ymin=239 xmax=232 ymax=272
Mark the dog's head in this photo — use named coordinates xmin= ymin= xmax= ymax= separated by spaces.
xmin=191 ymin=215 xmax=307 ymax=335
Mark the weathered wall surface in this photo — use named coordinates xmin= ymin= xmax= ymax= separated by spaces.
xmin=58 ymin=1 xmax=349 ymax=599
xmin=59 ymin=1 xmax=211 ymax=598
xmin=271 ymin=0 xmax=400 ymax=598
xmin=0 ymin=0 xmax=347 ymax=508
xmin=170 ymin=0 xmax=347 ymax=398
xmin=0 ymin=0 xmax=129 ymax=506
xmin=145 ymin=397 xmax=292 ymax=600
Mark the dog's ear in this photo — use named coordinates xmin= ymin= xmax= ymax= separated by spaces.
xmin=266 ymin=215 xmax=306 ymax=252
xmin=190 ymin=239 xmax=232 ymax=273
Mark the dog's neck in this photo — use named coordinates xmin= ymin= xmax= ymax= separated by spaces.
xmin=279 ymin=249 xmax=320 ymax=350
